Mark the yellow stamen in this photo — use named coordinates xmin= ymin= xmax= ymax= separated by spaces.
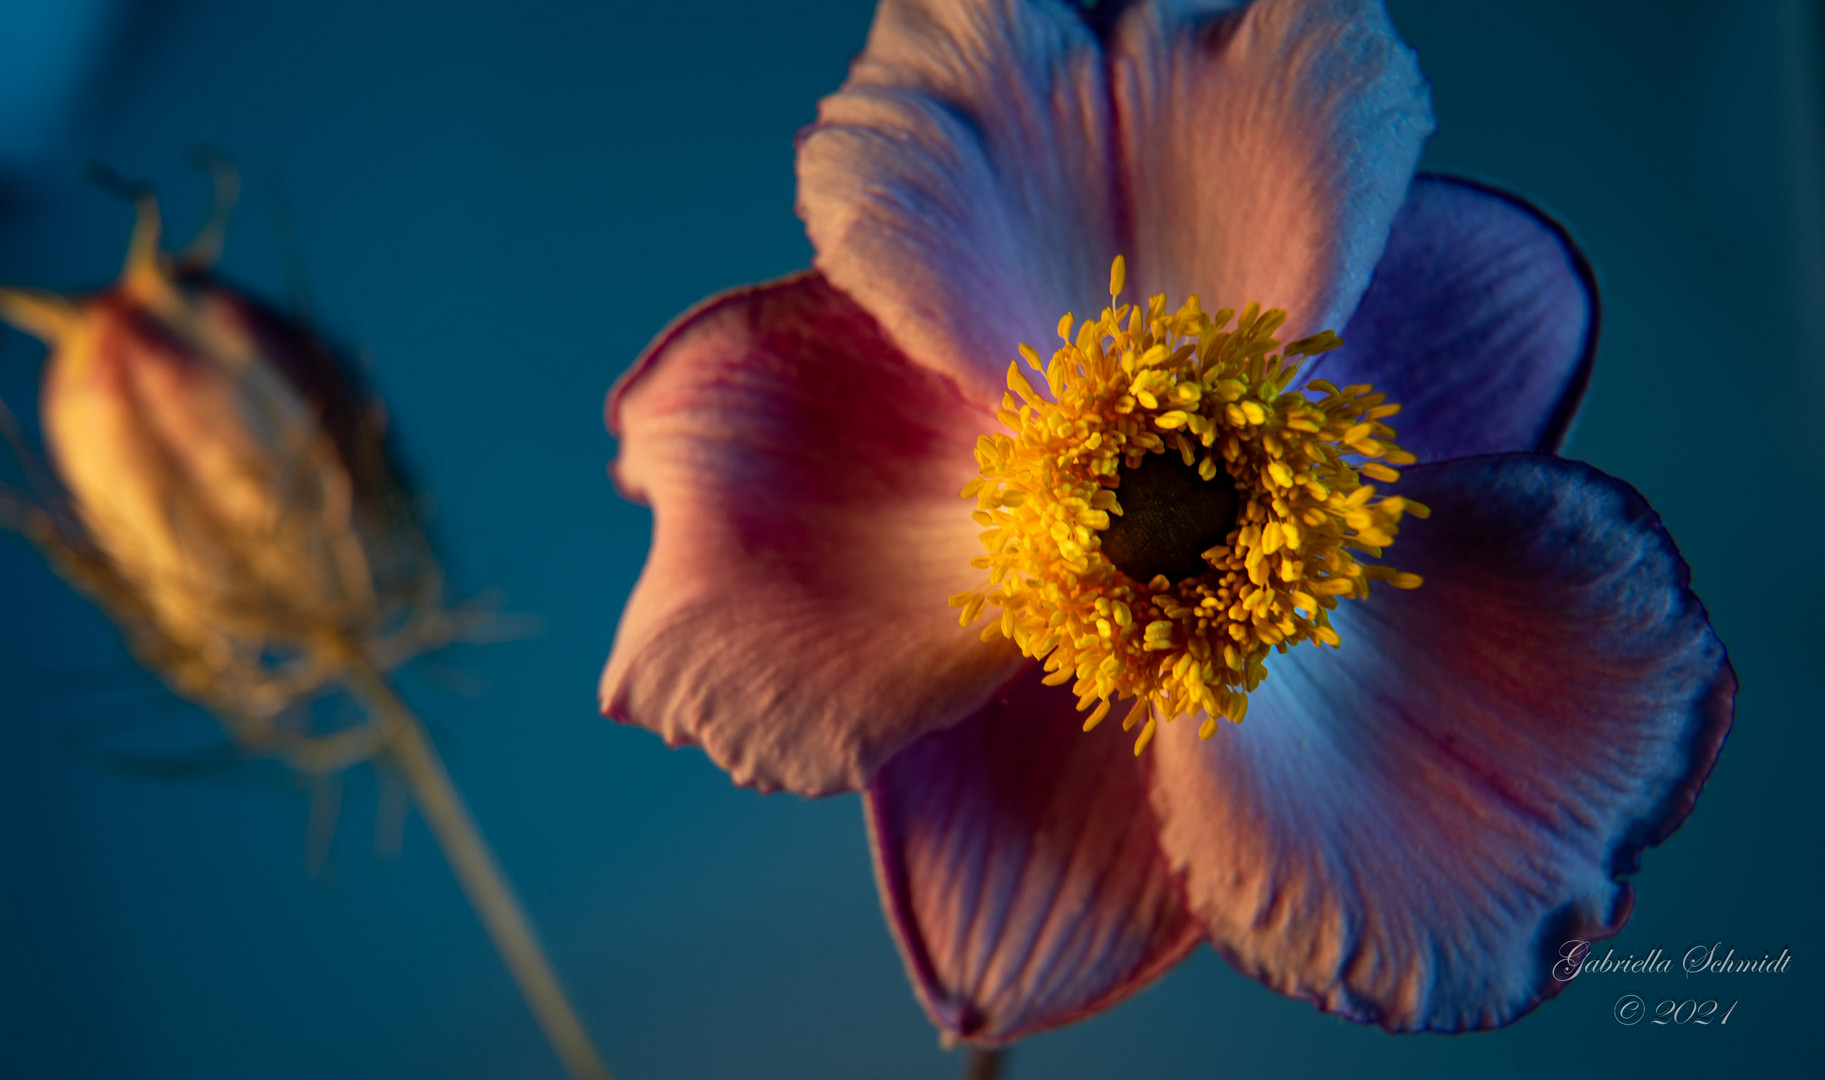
xmin=1133 ymin=714 xmax=1158 ymax=756
xmin=950 ymin=257 xmax=1426 ymax=746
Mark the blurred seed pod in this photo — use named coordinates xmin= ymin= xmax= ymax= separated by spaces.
xmin=0 ymin=171 xmax=611 ymax=1080
xmin=1 ymin=173 xmax=448 ymax=736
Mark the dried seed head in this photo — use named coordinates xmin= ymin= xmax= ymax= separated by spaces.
xmin=1 ymin=186 xmax=444 ymax=720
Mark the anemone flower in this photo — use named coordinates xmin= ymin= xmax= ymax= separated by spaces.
xmin=600 ymin=0 xmax=1734 ymax=1049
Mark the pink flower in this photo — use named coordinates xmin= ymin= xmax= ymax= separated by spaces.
xmin=600 ymin=0 xmax=1733 ymax=1045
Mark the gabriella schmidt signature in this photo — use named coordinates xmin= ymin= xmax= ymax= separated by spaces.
xmin=1553 ymin=940 xmax=1793 ymax=982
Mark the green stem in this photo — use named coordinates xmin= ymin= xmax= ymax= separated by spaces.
xmin=345 ymin=663 xmax=611 ymax=1080
xmin=963 ymin=1046 xmax=1008 ymax=1080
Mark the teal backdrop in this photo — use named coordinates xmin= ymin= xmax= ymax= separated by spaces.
xmin=0 ymin=1 xmax=1818 ymax=1076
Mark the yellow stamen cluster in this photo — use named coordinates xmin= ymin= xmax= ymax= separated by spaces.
xmin=950 ymin=258 xmax=1428 ymax=754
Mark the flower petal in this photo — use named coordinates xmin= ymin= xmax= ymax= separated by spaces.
xmin=602 ymin=273 xmax=1025 ymax=797
xmin=1149 ymin=454 xmax=1734 ymax=1031
xmin=796 ymin=0 xmax=1119 ymax=402
xmin=1113 ymin=0 xmax=1433 ymax=338
xmin=866 ymin=664 xmax=1202 ymax=1044
xmin=1309 ymin=175 xmax=1598 ymax=460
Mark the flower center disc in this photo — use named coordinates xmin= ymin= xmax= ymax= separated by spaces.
xmin=1100 ymin=452 xmax=1239 ymax=583
xmin=951 ymin=256 xmax=1429 ymax=753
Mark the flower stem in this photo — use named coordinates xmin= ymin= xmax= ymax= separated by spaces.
xmin=344 ymin=662 xmax=611 ymax=1080
xmin=963 ymin=1047 xmax=1008 ymax=1080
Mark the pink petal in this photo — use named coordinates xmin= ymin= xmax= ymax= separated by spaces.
xmin=1310 ymin=175 xmax=1598 ymax=461
xmin=1113 ymin=0 xmax=1434 ymax=337
xmin=602 ymin=273 xmax=1025 ymax=796
xmin=1149 ymin=454 xmax=1733 ymax=1031
xmin=867 ymin=664 xmax=1201 ymax=1044
xmin=796 ymin=0 xmax=1119 ymax=403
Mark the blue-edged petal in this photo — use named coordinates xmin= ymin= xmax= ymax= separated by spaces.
xmin=601 ymin=273 xmax=1025 ymax=797
xmin=796 ymin=0 xmax=1119 ymax=403
xmin=867 ymin=663 xmax=1202 ymax=1045
xmin=1113 ymin=0 xmax=1433 ymax=339
xmin=1308 ymin=175 xmax=1598 ymax=460
xmin=1148 ymin=454 xmax=1733 ymax=1031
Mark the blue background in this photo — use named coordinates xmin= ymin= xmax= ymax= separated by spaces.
xmin=0 ymin=1 xmax=1819 ymax=1076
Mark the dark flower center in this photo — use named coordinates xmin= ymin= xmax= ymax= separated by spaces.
xmin=1099 ymin=450 xmax=1239 ymax=584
